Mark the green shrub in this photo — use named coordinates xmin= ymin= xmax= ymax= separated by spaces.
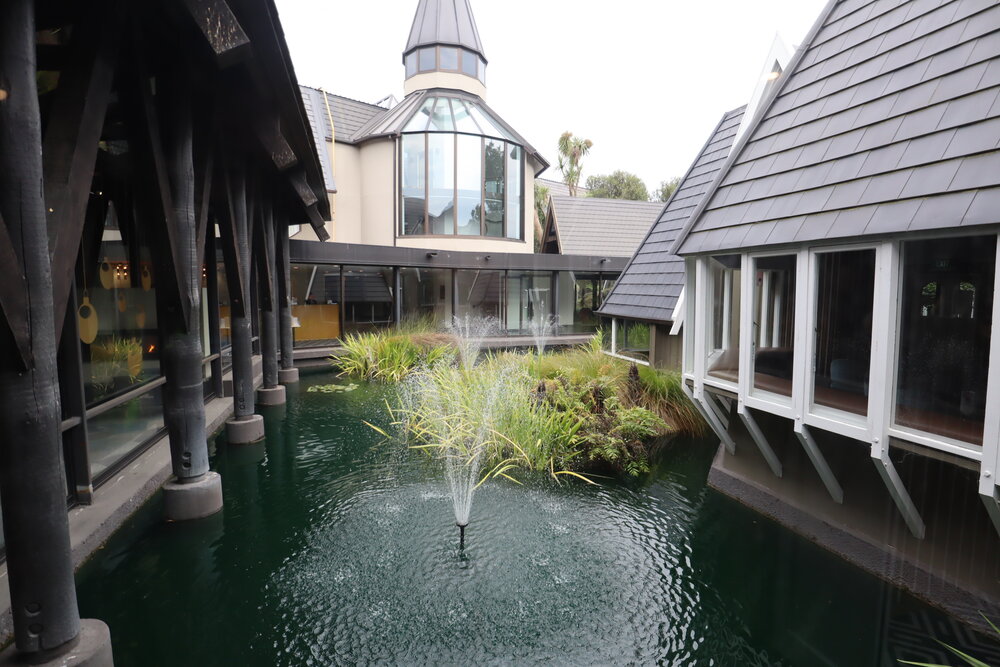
xmin=335 ymin=330 xmax=455 ymax=383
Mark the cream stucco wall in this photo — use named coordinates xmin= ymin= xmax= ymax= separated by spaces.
xmin=359 ymin=138 xmax=396 ymax=247
xmin=404 ymin=72 xmax=486 ymax=99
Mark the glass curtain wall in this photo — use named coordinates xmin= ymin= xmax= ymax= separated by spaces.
xmin=401 ymin=135 xmax=426 ymax=235
xmin=455 ymin=270 xmax=504 ymax=321
xmin=751 ymin=255 xmax=796 ymax=397
xmin=506 ymin=271 xmax=552 ymax=333
xmin=895 ymin=236 xmax=996 ymax=445
xmin=342 ymin=266 xmax=394 ymax=335
xmin=77 ymin=198 xmax=165 ymax=480
xmin=556 ymin=272 xmax=612 ymax=334
xmin=400 ymin=268 xmax=453 ymax=329
xmin=706 ymin=255 xmax=742 ymax=383
xmin=217 ymin=256 xmax=232 ymax=369
xmin=813 ymin=249 xmax=875 ymax=416
xmin=290 ymin=264 xmax=342 ymax=345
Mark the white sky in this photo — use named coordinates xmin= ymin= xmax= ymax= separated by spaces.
xmin=274 ymin=0 xmax=829 ymax=193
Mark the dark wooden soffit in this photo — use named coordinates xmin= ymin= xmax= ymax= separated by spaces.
xmin=181 ymin=0 xmax=251 ymax=68
xmin=254 ymin=112 xmax=298 ymax=172
xmin=45 ymin=0 xmax=122 ymax=343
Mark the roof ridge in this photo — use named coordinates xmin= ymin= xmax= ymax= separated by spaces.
xmin=299 ymin=84 xmax=388 ymax=111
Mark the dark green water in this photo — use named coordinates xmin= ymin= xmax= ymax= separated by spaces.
xmin=77 ymin=372 xmax=991 ymax=666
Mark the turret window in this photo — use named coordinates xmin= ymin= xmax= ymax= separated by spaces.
xmin=405 ymin=46 xmax=486 ymax=84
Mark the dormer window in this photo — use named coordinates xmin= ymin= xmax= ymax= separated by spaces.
xmin=404 ymin=46 xmax=486 ymax=84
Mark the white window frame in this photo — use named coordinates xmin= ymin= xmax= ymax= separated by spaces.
xmin=702 ymin=254 xmax=741 ymax=393
xmin=683 ymin=259 xmax=697 ymax=380
xmin=743 ymin=249 xmax=798 ymax=419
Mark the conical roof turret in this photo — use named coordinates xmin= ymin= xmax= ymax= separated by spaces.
xmin=403 ymin=0 xmax=486 ymax=63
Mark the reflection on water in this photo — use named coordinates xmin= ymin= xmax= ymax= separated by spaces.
xmin=76 ymin=372 xmax=995 ymax=666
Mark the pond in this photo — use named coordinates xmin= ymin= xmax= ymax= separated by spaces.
xmin=76 ymin=371 xmax=988 ymax=665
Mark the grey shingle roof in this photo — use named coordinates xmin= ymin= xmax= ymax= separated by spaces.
xmin=599 ymin=107 xmax=747 ymax=322
xmin=675 ymin=0 xmax=1000 ymax=256
xmin=536 ymin=178 xmax=588 ymax=198
xmin=404 ymin=0 xmax=485 ymax=62
xmin=547 ymin=196 xmax=662 ymax=258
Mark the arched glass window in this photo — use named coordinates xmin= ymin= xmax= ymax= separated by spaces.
xmin=400 ymin=97 xmax=524 ymax=240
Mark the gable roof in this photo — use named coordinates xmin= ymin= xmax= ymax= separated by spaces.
xmin=546 ymin=195 xmax=662 ymax=257
xmin=674 ymin=0 xmax=1000 ymax=256
xmin=404 ymin=0 xmax=486 ymax=62
xmin=598 ymin=106 xmax=747 ymax=322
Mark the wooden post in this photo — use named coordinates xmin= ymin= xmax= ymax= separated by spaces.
xmin=0 ymin=1 xmax=109 ymax=660
xmin=257 ymin=202 xmax=284 ymax=405
xmin=276 ymin=220 xmax=298 ymax=384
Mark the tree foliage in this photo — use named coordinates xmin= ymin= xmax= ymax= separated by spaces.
xmin=534 ymin=183 xmax=550 ymax=252
xmin=654 ymin=177 xmax=682 ymax=203
xmin=557 ymin=131 xmax=593 ymax=197
xmin=585 ymin=170 xmax=650 ymax=201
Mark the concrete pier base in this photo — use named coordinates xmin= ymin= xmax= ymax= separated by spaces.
xmin=0 ymin=619 xmax=114 ymax=666
xmin=163 ymin=472 xmax=223 ymax=522
xmin=278 ymin=368 xmax=299 ymax=384
xmin=256 ymin=385 xmax=286 ymax=406
xmin=226 ymin=415 xmax=264 ymax=444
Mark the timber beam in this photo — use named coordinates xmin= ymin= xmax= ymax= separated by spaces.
xmin=181 ymin=0 xmax=251 ymax=68
xmin=254 ymin=113 xmax=298 ymax=172
xmin=870 ymin=443 xmax=925 ymax=539
xmin=737 ymin=404 xmax=783 ymax=478
xmin=793 ymin=424 xmax=844 ymax=504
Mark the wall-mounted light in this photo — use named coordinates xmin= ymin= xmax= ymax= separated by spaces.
xmin=484 ymin=255 xmax=492 ymax=261
xmin=426 ymin=252 xmax=438 ymax=258
xmin=600 ymin=258 xmax=609 ymax=264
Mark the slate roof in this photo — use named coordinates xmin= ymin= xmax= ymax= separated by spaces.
xmin=404 ymin=0 xmax=486 ymax=62
xmin=547 ymin=196 xmax=662 ymax=257
xmin=599 ymin=107 xmax=747 ymax=322
xmin=675 ymin=0 xmax=1000 ymax=256
xmin=537 ymin=178 xmax=588 ymax=198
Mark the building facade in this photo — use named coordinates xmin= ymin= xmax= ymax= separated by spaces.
xmin=674 ymin=0 xmax=1000 ymax=628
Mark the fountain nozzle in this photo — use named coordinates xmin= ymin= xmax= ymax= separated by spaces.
xmin=457 ymin=522 xmax=467 ymax=549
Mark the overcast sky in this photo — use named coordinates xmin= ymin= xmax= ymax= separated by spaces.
xmin=274 ymin=0 xmax=829 ymax=194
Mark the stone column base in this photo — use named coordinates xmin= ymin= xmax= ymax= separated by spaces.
xmin=278 ymin=367 xmax=299 ymax=384
xmin=163 ymin=471 xmax=223 ymax=521
xmin=226 ymin=414 xmax=265 ymax=444
xmin=257 ymin=385 xmax=286 ymax=406
xmin=0 ymin=619 xmax=114 ymax=666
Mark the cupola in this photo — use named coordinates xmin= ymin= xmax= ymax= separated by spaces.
xmin=403 ymin=0 xmax=487 ymax=98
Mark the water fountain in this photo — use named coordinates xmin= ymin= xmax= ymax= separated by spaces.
xmin=446 ymin=314 xmax=499 ymax=371
xmin=528 ymin=315 xmax=557 ymax=356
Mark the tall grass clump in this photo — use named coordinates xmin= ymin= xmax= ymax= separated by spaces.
xmin=336 ymin=329 xmax=454 ymax=383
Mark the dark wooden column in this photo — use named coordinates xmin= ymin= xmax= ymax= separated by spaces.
xmin=276 ymin=218 xmax=298 ymax=384
xmin=0 ymin=0 xmax=84 ymax=657
xmin=220 ymin=160 xmax=264 ymax=443
xmin=256 ymin=202 xmax=284 ymax=405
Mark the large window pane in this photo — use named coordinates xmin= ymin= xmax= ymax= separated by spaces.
xmin=427 ymin=98 xmax=455 ymax=132
xmin=455 ymin=270 xmax=503 ymax=321
xmin=405 ymin=51 xmax=418 ymax=78
xmin=439 ymin=47 xmax=458 ymax=71
xmin=813 ymin=249 xmax=875 ymax=416
xmin=506 ymin=271 xmax=551 ymax=333
xmin=87 ymin=385 xmax=165 ymax=480
xmin=895 ymin=236 xmax=996 ymax=445
xmin=461 ymin=50 xmax=477 ymax=77
xmin=401 ymin=134 xmax=426 ymax=235
xmin=706 ymin=255 xmax=741 ymax=383
xmin=506 ymin=144 xmax=522 ymax=240
xmin=456 ymin=134 xmax=482 ymax=235
xmin=752 ymin=255 xmax=796 ymax=397
xmin=453 ymin=101 xmax=480 ymax=134
xmin=484 ymin=139 xmax=505 ymax=237
xmin=427 ymin=133 xmax=455 ymax=235
xmin=343 ymin=266 xmax=394 ymax=335
xmin=418 ymin=47 xmax=435 ymax=72
xmin=290 ymin=264 xmax=342 ymax=346
xmin=78 ymin=201 xmax=161 ymax=407
xmin=557 ymin=272 xmax=605 ymax=334
xmin=400 ymin=267 xmax=452 ymax=328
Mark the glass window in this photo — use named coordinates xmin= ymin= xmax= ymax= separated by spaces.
xmin=427 ymin=98 xmax=455 ymax=132
xmin=456 ymin=134 xmax=482 ymax=236
xmin=706 ymin=255 xmax=741 ymax=383
xmin=405 ymin=51 xmax=418 ymax=78
xmin=343 ymin=266 xmax=394 ymax=335
xmin=404 ymin=99 xmax=435 ymax=133
xmin=461 ymin=50 xmax=478 ymax=77
xmin=401 ymin=134 xmax=426 ymax=235
xmin=752 ymin=255 xmax=796 ymax=397
xmin=478 ymin=58 xmax=487 ymax=84
xmin=290 ymin=264 xmax=342 ymax=345
xmin=78 ymin=201 xmax=161 ymax=407
xmin=557 ymin=272 xmax=606 ymax=334
xmin=453 ymin=100 xmax=480 ymax=134
xmin=427 ymin=133 xmax=455 ymax=235
xmin=418 ymin=47 xmax=436 ymax=72
xmin=217 ymin=259 xmax=231 ymax=352
xmin=813 ymin=249 xmax=875 ymax=417
xmin=620 ymin=321 xmax=651 ymax=362
xmin=484 ymin=139 xmax=505 ymax=238
xmin=506 ymin=145 xmax=522 ymax=240
xmin=455 ymin=270 xmax=504 ymax=321
xmin=895 ymin=236 xmax=996 ymax=445
xmin=506 ymin=271 xmax=551 ymax=333
xmin=439 ymin=47 xmax=459 ymax=71
xmin=87 ymin=385 xmax=165 ymax=480
xmin=400 ymin=267 xmax=452 ymax=328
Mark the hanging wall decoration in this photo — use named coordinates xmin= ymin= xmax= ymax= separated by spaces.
xmin=78 ymin=292 xmax=99 ymax=344
xmin=141 ymin=264 xmax=152 ymax=291
xmin=135 ymin=305 xmax=146 ymax=329
xmin=117 ymin=292 xmax=127 ymax=313
xmin=99 ymin=257 xmax=114 ymax=289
